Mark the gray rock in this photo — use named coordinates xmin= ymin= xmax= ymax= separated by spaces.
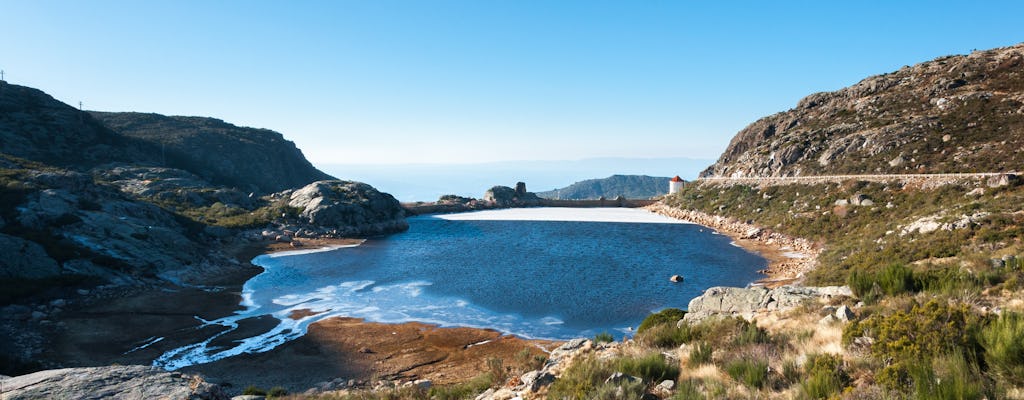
xmin=657 ymin=380 xmax=676 ymax=391
xmin=835 ymin=305 xmax=855 ymax=322
xmin=288 ymin=180 xmax=408 ymax=236
xmin=849 ymin=194 xmax=872 ymax=206
xmin=605 ymin=372 xmax=642 ymax=385
xmin=2 ymin=305 xmax=32 ymax=320
xmin=30 ymin=311 xmax=46 ymax=321
xmin=50 ymin=299 xmax=67 ymax=308
xmin=413 ymin=379 xmax=432 ymax=390
xmin=230 ymin=396 xmax=265 ymax=400
xmin=0 ymin=233 xmax=62 ymax=279
xmin=521 ymin=371 xmax=555 ymax=392
xmin=1 ymin=365 xmax=227 ymax=399
xmin=685 ymin=286 xmax=852 ymax=322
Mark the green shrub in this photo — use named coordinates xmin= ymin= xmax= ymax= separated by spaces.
xmin=267 ymin=386 xmax=287 ymax=397
xmin=844 ymin=299 xmax=981 ymax=366
xmin=672 ymin=379 xmax=706 ymax=400
xmin=594 ymin=331 xmax=615 ymax=343
xmin=638 ymin=308 xmax=687 ymax=333
xmin=614 ymin=352 xmax=680 ymax=382
xmin=429 ymin=373 xmax=493 ymax=400
xmin=800 ymin=353 xmax=849 ymax=399
xmin=242 ymin=385 xmax=267 ymax=396
xmin=636 ymin=322 xmax=697 ymax=348
xmin=981 ymin=312 xmax=1024 ymax=385
xmin=732 ymin=320 xmax=770 ymax=345
xmin=907 ymin=351 xmax=986 ymax=400
xmin=725 ymin=358 xmax=768 ymax=389
xmin=548 ymin=352 xmax=680 ymax=400
xmin=848 ymin=264 xmax=917 ymax=299
xmin=588 ymin=380 xmax=646 ymax=400
xmin=688 ymin=342 xmax=713 ymax=367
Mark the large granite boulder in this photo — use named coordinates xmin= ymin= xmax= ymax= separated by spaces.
xmin=0 ymin=365 xmax=227 ymax=399
xmin=289 ymin=180 xmax=408 ymax=236
xmin=0 ymin=233 xmax=61 ymax=279
xmin=684 ymin=285 xmax=852 ymax=322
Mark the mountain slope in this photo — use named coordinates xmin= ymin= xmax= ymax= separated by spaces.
xmin=702 ymin=43 xmax=1024 ymax=178
xmin=0 ymin=81 xmax=153 ymax=168
xmin=91 ymin=112 xmax=334 ymax=194
xmin=536 ymin=175 xmax=670 ymax=199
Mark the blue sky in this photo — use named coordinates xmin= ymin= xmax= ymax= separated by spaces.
xmin=2 ymin=1 xmax=1022 ymax=164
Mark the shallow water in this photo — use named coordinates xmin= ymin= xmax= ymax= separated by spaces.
xmin=155 ymin=208 xmax=766 ymax=370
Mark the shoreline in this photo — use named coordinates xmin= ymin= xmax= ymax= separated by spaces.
xmin=645 ymin=203 xmax=820 ymax=288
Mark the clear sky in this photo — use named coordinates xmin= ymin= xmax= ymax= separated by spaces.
xmin=2 ymin=1 xmax=1022 ymax=165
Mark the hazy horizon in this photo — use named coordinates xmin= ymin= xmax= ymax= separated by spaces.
xmin=318 ymin=156 xmax=712 ymax=202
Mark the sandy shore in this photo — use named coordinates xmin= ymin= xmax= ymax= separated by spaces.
xmin=645 ymin=203 xmax=820 ymax=287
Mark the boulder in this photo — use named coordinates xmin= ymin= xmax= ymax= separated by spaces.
xmin=288 ymin=180 xmax=408 ymax=236
xmin=0 ymin=365 xmax=227 ymax=399
xmin=657 ymin=380 xmax=676 ymax=392
xmin=835 ymin=305 xmax=855 ymax=322
xmin=670 ymin=275 xmax=683 ymax=283
xmin=684 ymin=286 xmax=852 ymax=322
xmin=0 ymin=233 xmax=62 ymax=279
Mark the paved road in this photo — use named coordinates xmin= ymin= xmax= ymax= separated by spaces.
xmin=695 ymin=172 xmax=1018 ymax=185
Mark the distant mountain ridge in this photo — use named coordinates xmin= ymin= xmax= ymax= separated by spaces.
xmin=702 ymin=43 xmax=1024 ymax=178
xmin=536 ymin=175 xmax=671 ymax=200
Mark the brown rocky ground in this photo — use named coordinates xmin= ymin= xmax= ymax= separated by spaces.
xmin=40 ymin=238 xmax=556 ymax=395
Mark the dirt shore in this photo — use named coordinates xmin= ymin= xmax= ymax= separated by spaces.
xmin=44 ymin=237 xmax=556 ymax=395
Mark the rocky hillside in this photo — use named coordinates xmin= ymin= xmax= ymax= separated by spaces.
xmin=0 ymin=82 xmax=153 ymax=168
xmin=91 ymin=111 xmax=334 ymax=194
xmin=536 ymin=175 xmax=670 ymax=199
xmin=703 ymin=43 xmax=1024 ymax=178
xmin=0 ymin=81 xmax=407 ymax=376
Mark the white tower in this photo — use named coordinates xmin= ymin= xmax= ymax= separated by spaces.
xmin=668 ymin=176 xmax=684 ymax=194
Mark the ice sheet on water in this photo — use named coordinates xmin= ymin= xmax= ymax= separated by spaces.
xmin=430 ymin=207 xmax=690 ymax=224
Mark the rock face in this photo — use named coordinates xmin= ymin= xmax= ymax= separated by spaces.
xmin=0 ymin=365 xmax=227 ymax=400
xmin=536 ymin=175 xmax=671 ymax=200
xmin=683 ymin=285 xmax=852 ymax=322
xmin=483 ymin=182 xmax=541 ymax=207
xmin=0 ymin=233 xmax=61 ymax=279
xmin=702 ymin=43 xmax=1024 ymax=178
xmin=91 ymin=112 xmax=334 ymax=194
xmin=288 ymin=180 xmax=408 ymax=236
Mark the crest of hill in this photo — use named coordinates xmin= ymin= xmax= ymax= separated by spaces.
xmin=536 ymin=175 xmax=670 ymax=200
xmin=90 ymin=112 xmax=334 ymax=194
xmin=702 ymin=42 xmax=1024 ymax=178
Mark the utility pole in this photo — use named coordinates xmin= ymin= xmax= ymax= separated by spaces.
xmin=79 ymin=101 xmax=83 ymax=124
xmin=1 ymin=70 xmax=5 ymax=81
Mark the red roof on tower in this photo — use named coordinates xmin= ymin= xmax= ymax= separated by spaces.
xmin=670 ymin=176 xmax=684 ymax=182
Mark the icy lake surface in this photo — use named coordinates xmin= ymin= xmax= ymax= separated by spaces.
xmin=155 ymin=207 xmax=766 ymax=369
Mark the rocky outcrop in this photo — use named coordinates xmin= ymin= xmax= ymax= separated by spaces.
xmin=287 ymin=180 xmax=408 ymax=236
xmin=91 ymin=112 xmax=334 ymax=194
xmin=0 ymin=233 xmax=61 ymax=279
xmin=702 ymin=43 xmax=1024 ymax=178
xmin=483 ymin=182 xmax=541 ymax=207
xmin=683 ymin=285 xmax=852 ymax=322
xmin=0 ymin=365 xmax=227 ymax=400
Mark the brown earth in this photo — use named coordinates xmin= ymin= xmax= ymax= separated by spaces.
xmin=42 ymin=238 xmax=557 ymax=395
xmin=182 ymin=317 xmax=557 ymax=393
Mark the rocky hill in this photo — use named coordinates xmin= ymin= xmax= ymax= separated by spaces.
xmin=702 ymin=43 xmax=1024 ymax=178
xmin=91 ymin=111 xmax=334 ymax=194
xmin=0 ymin=81 xmax=406 ymax=376
xmin=536 ymin=175 xmax=670 ymax=199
